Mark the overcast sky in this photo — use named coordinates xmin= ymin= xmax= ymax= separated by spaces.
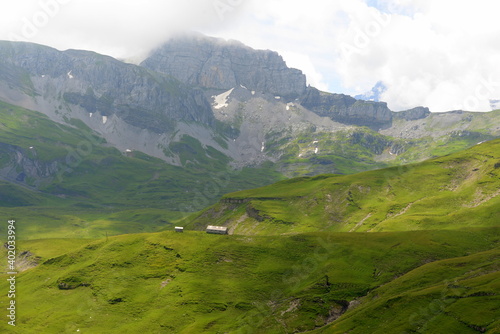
xmin=0 ymin=0 xmax=499 ymax=112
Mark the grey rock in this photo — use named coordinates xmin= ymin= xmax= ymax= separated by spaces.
xmin=300 ymin=87 xmax=393 ymax=127
xmin=141 ymin=33 xmax=306 ymax=98
xmin=394 ymin=106 xmax=431 ymax=121
xmin=0 ymin=143 xmax=59 ymax=186
xmin=0 ymin=41 xmax=215 ymax=133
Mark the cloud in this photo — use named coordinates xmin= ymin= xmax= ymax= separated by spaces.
xmin=0 ymin=0 xmax=249 ymax=60
xmin=204 ymin=0 xmax=356 ymax=92
xmin=0 ymin=0 xmax=499 ymax=112
xmin=334 ymin=0 xmax=500 ymax=111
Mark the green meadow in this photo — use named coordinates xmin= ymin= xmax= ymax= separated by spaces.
xmin=0 ymin=227 xmax=497 ymax=333
xmin=0 ymin=102 xmax=498 ymax=333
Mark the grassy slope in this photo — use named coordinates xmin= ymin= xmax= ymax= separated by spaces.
xmin=0 ymin=100 xmax=282 ymax=238
xmin=1 ymin=100 xmax=499 ymax=239
xmin=0 ymin=227 xmax=497 ymax=333
xmin=186 ymin=138 xmax=500 ymax=234
xmin=313 ymin=247 xmax=500 ymax=334
xmin=0 ymin=103 xmax=499 ymax=333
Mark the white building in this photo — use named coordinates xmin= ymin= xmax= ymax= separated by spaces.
xmin=206 ymin=225 xmax=228 ymax=235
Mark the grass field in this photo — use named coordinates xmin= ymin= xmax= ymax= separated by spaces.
xmin=0 ymin=102 xmax=499 ymax=333
xmin=0 ymin=227 xmax=497 ymax=333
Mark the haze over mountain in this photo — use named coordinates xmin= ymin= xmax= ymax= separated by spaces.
xmin=2 ymin=1 xmax=500 ymax=113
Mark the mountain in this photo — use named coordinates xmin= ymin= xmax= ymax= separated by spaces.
xmin=1 ymin=32 xmax=500 ymax=334
xmin=300 ymin=86 xmax=393 ymax=127
xmin=0 ymin=41 xmax=216 ymax=129
xmin=0 ymin=40 xmax=220 ymax=163
xmin=1 ymin=34 xmax=500 ymax=217
xmin=141 ymin=33 xmax=307 ymax=98
xmin=0 ymin=100 xmax=282 ymax=238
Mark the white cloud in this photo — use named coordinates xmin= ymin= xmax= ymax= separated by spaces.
xmin=0 ymin=0 xmax=499 ymax=112
xmin=0 ymin=0 xmax=249 ymax=60
xmin=335 ymin=0 xmax=500 ymax=111
xmin=280 ymin=51 xmax=328 ymax=90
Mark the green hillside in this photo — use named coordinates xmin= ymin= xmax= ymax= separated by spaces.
xmin=0 ymin=100 xmax=282 ymax=239
xmin=314 ymin=247 xmax=499 ymax=334
xmin=1 ymin=100 xmax=499 ymax=239
xmin=0 ymin=227 xmax=497 ymax=333
xmin=0 ymin=102 xmax=499 ymax=333
xmin=186 ymin=138 xmax=500 ymax=234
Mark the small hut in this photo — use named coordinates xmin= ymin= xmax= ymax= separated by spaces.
xmin=206 ymin=225 xmax=228 ymax=235
xmin=174 ymin=226 xmax=184 ymax=233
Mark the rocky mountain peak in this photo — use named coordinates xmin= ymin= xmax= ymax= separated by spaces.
xmin=140 ymin=33 xmax=307 ymax=98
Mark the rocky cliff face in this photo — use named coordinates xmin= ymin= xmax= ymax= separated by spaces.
xmin=0 ymin=143 xmax=59 ymax=186
xmin=393 ymin=106 xmax=430 ymax=121
xmin=300 ymin=87 xmax=393 ymax=127
xmin=141 ymin=34 xmax=307 ymax=98
xmin=0 ymin=41 xmax=215 ymax=133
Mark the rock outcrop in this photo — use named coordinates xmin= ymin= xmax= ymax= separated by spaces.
xmin=141 ymin=33 xmax=307 ymax=98
xmin=0 ymin=41 xmax=215 ymax=133
xmin=300 ymin=87 xmax=393 ymax=127
xmin=0 ymin=143 xmax=59 ymax=186
xmin=394 ymin=107 xmax=431 ymax=121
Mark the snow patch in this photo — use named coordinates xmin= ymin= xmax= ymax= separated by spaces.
xmin=67 ymin=70 xmax=74 ymax=79
xmin=286 ymin=105 xmax=290 ymax=111
xmin=275 ymin=96 xmax=281 ymax=100
xmin=102 ymin=116 xmax=107 ymax=124
xmin=89 ymin=113 xmax=93 ymax=118
xmin=212 ymin=88 xmax=234 ymax=109
xmin=240 ymin=84 xmax=247 ymax=89
xmin=125 ymin=149 xmax=132 ymax=153
xmin=313 ymin=140 xmax=319 ymax=144
xmin=261 ymin=142 xmax=265 ymax=152
xmin=251 ymin=91 xmax=255 ymax=95
xmin=314 ymin=147 xmax=318 ymax=154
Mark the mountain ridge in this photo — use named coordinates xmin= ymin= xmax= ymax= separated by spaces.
xmin=0 ymin=35 xmax=499 ymax=171
xmin=1 ymin=34 xmax=500 ymax=216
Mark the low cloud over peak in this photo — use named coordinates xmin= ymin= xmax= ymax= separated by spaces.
xmin=0 ymin=0 xmax=498 ymax=112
